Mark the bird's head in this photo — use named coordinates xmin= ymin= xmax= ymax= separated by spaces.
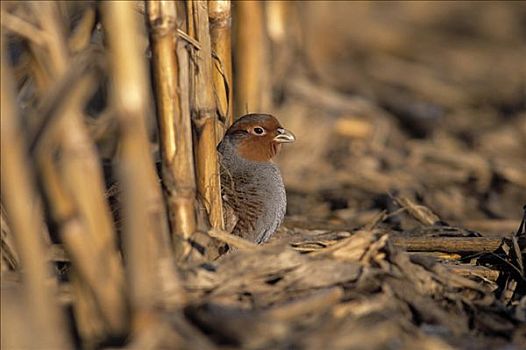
xmin=223 ymin=113 xmax=295 ymax=162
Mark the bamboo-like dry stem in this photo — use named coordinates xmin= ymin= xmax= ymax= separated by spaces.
xmin=69 ymin=271 xmax=105 ymax=346
xmin=188 ymin=0 xmax=224 ymax=230
xmin=68 ymin=6 xmax=96 ymax=53
xmin=26 ymin=1 xmax=127 ymax=336
xmin=102 ymin=0 xmax=179 ymax=329
xmin=147 ymin=0 xmax=196 ymax=258
xmin=0 ymin=8 xmax=47 ymax=47
xmin=1 ymin=40 xmax=71 ymax=349
xmin=59 ymin=76 xmax=128 ymax=333
xmin=61 ymin=220 xmax=110 ymax=342
xmin=209 ymin=0 xmax=233 ymax=130
xmin=28 ymin=45 xmax=104 ymax=154
xmin=234 ymin=0 xmax=271 ymax=115
xmin=1 ymin=204 xmax=20 ymax=271
xmin=1 ymin=287 xmax=34 ymax=349
xmin=208 ymin=229 xmax=257 ymax=250
xmin=36 ymin=146 xmax=117 ymax=340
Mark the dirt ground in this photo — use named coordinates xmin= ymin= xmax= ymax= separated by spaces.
xmin=274 ymin=2 xmax=525 ymax=227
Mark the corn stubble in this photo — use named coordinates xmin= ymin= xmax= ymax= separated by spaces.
xmin=0 ymin=0 xmax=244 ymax=346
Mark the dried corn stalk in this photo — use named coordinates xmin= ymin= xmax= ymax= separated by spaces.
xmin=209 ymin=0 xmax=233 ymax=131
xmin=188 ymin=0 xmax=224 ymax=230
xmin=1 ymin=37 xmax=71 ymax=349
xmin=234 ymin=0 xmax=271 ymax=115
xmin=102 ymin=0 xmax=182 ymax=332
xmin=21 ymin=1 xmax=127 ymax=338
xmin=148 ymin=0 xmax=196 ymax=258
xmin=1 ymin=204 xmax=19 ymax=271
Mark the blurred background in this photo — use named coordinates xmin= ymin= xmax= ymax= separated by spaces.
xmin=267 ymin=1 xmax=526 ymax=233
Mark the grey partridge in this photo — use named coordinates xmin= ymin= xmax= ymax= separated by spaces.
xmin=218 ymin=113 xmax=295 ymax=243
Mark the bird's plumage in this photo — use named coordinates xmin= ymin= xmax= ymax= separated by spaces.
xmin=218 ymin=114 xmax=295 ymax=243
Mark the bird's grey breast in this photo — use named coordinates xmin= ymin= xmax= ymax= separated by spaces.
xmin=218 ymin=139 xmax=286 ymax=243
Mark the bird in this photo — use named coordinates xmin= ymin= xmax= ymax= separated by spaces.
xmin=218 ymin=113 xmax=295 ymax=244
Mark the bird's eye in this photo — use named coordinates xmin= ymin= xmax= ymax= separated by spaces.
xmin=253 ymin=127 xmax=265 ymax=135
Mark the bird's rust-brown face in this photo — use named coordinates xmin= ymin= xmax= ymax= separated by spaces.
xmin=225 ymin=114 xmax=295 ymax=162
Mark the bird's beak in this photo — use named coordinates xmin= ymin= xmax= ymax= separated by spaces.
xmin=273 ymin=128 xmax=296 ymax=143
